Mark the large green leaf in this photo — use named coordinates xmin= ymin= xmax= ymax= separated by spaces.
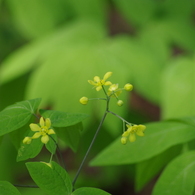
xmin=152 ymin=151 xmax=195 ymax=195
xmin=0 ymin=20 xmax=106 ymax=84
xmin=135 ymin=145 xmax=182 ymax=192
xmin=0 ymin=181 xmax=21 ymax=195
xmin=54 ymin=123 xmax=83 ymax=152
xmin=26 ymin=161 xmax=72 ymax=195
xmin=90 ymin=121 xmax=195 ymax=166
xmin=162 ymin=57 xmax=195 ymax=119
xmin=0 ymin=98 xmax=41 ymax=136
xmin=72 ymin=187 xmax=111 ymax=195
xmin=39 ymin=109 xmax=88 ymax=127
xmin=6 ymin=0 xmax=70 ymax=38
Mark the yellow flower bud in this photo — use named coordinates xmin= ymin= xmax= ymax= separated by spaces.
xmin=23 ymin=137 xmax=32 ymax=144
xmin=129 ymin=133 xmax=136 ymax=142
xmin=79 ymin=97 xmax=88 ymax=105
xmin=121 ymin=137 xmax=127 ymax=145
xmin=124 ymin=83 xmax=133 ymax=91
xmin=117 ymin=100 xmax=123 ymax=106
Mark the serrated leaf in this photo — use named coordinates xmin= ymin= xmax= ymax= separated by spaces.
xmin=26 ymin=161 xmax=72 ymax=195
xmin=39 ymin=109 xmax=88 ymax=127
xmin=135 ymin=145 xmax=182 ymax=192
xmin=90 ymin=121 xmax=195 ymax=166
xmin=55 ymin=122 xmax=82 ymax=152
xmin=72 ymin=187 xmax=111 ymax=195
xmin=0 ymin=98 xmax=41 ymax=136
xmin=152 ymin=151 xmax=195 ymax=195
xmin=0 ymin=181 xmax=21 ymax=195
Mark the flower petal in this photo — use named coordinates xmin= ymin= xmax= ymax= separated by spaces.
xmin=94 ymin=76 xmax=100 ymax=82
xmin=104 ymin=81 xmax=112 ymax=86
xmin=96 ymin=86 xmax=102 ymax=91
xmin=103 ymin=72 xmax=112 ymax=81
xmin=48 ymin=129 xmax=55 ymax=135
xmin=40 ymin=117 xmax=45 ymax=127
xmin=88 ymin=80 xmax=96 ymax=86
xmin=30 ymin=124 xmax=41 ymax=132
xmin=41 ymin=135 xmax=49 ymax=144
xmin=32 ymin=132 xmax=42 ymax=139
xmin=129 ymin=133 xmax=136 ymax=142
xmin=45 ymin=118 xmax=51 ymax=128
xmin=23 ymin=137 xmax=32 ymax=144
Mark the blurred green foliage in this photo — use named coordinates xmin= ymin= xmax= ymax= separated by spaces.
xmin=1 ymin=0 xmax=195 ymax=194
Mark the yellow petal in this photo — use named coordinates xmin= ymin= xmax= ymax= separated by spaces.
xmin=48 ymin=129 xmax=55 ymax=135
xmin=122 ymin=130 xmax=129 ymax=137
xmin=32 ymin=132 xmax=42 ymax=139
xmin=94 ymin=76 xmax=100 ymax=82
xmin=88 ymin=80 xmax=96 ymax=85
xmin=103 ymin=72 xmax=112 ymax=81
xmin=96 ymin=86 xmax=102 ymax=91
xmin=30 ymin=124 xmax=41 ymax=132
xmin=129 ymin=133 xmax=136 ymax=142
xmin=45 ymin=118 xmax=51 ymax=128
xmin=40 ymin=117 xmax=45 ymax=127
xmin=41 ymin=135 xmax=49 ymax=144
xmin=104 ymin=81 xmax=112 ymax=86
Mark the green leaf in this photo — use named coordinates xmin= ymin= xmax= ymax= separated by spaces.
xmin=6 ymin=0 xmax=70 ymax=38
xmin=0 ymin=98 xmax=41 ymax=136
xmin=90 ymin=121 xmax=195 ymax=166
xmin=135 ymin=145 xmax=182 ymax=192
xmin=39 ymin=109 xmax=88 ymax=127
xmin=162 ymin=57 xmax=195 ymax=119
xmin=17 ymin=137 xmax=43 ymax=162
xmin=26 ymin=161 xmax=72 ymax=195
xmin=152 ymin=151 xmax=195 ymax=195
xmin=0 ymin=181 xmax=21 ymax=195
xmin=72 ymin=187 xmax=111 ymax=195
xmin=55 ymin=122 xmax=83 ymax=152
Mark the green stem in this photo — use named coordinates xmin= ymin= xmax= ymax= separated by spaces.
xmin=72 ymin=86 xmax=110 ymax=189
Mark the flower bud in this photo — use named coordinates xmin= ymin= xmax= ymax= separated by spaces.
xmin=23 ymin=137 xmax=32 ymax=144
xmin=121 ymin=137 xmax=127 ymax=145
xmin=117 ymin=100 xmax=124 ymax=106
xmin=124 ymin=83 xmax=133 ymax=91
xmin=79 ymin=97 xmax=88 ymax=105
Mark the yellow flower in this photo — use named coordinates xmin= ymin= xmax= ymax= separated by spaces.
xmin=88 ymin=72 xmax=112 ymax=91
xmin=107 ymin=84 xmax=122 ymax=97
xmin=121 ymin=124 xmax=146 ymax=144
xmin=124 ymin=83 xmax=133 ymax=91
xmin=23 ymin=117 xmax=55 ymax=144
xmin=79 ymin=97 xmax=88 ymax=105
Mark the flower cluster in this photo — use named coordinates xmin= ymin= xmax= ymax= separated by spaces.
xmin=23 ymin=117 xmax=55 ymax=145
xmin=121 ymin=124 xmax=146 ymax=144
xmin=79 ymin=71 xmax=145 ymax=144
xmin=80 ymin=72 xmax=133 ymax=106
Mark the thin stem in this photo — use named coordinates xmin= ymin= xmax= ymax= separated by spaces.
xmin=107 ymin=110 xmax=131 ymax=125
xmin=72 ymin=111 xmax=108 ymax=188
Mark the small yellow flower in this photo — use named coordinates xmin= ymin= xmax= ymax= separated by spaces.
xmin=124 ymin=83 xmax=133 ymax=91
xmin=23 ymin=117 xmax=55 ymax=144
xmin=107 ymin=84 xmax=122 ymax=97
xmin=121 ymin=124 xmax=146 ymax=144
xmin=79 ymin=97 xmax=88 ymax=105
xmin=88 ymin=72 xmax=112 ymax=91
